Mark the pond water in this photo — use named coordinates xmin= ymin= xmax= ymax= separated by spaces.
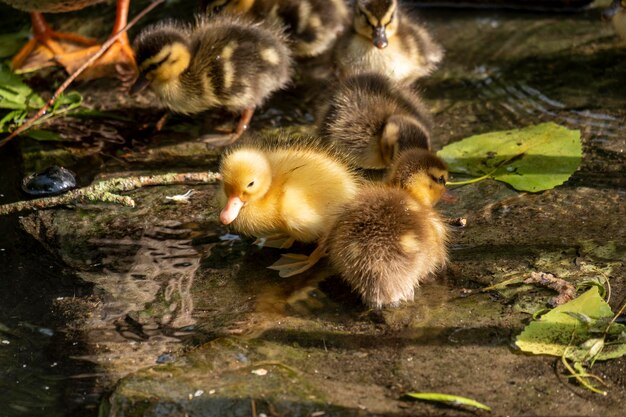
xmin=0 ymin=1 xmax=624 ymax=416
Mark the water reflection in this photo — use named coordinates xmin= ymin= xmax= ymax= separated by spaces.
xmin=72 ymin=222 xmax=202 ymax=378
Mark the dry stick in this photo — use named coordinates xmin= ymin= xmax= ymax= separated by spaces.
xmin=524 ymin=271 xmax=576 ymax=307
xmin=0 ymin=171 xmax=222 ymax=216
xmin=0 ymin=0 xmax=166 ymax=149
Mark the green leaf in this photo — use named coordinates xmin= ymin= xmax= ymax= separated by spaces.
xmin=70 ymin=109 xmax=133 ymax=121
xmin=26 ymin=129 xmax=63 ymax=141
xmin=438 ymin=123 xmax=582 ymax=192
xmin=0 ymin=30 xmax=29 ymax=59
xmin=516 ymin=287 xmax=626 ymax=362
xmin=0 ymin=109 xmax=27 ymax=132
xmin=0 ymin=66 xmax=44 ymax=110
xmin=405 ymin=392 xmax=491 ymax=411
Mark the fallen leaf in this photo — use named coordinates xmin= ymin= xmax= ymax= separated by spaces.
xmin=438 ymin=123 xmax=581 ymax=192
xmin=405 ymin=392 xmax=491 ymax=411
xmin=516 ymin=287 xmax=626 ymax=362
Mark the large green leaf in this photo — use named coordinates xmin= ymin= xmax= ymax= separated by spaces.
xmin=438 ymin=123 xmax=582 ymax=192
xmin=516 ymin=287 xmax=626 ymax=362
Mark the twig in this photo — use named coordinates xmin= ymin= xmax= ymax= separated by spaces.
xmin=251 ymin=399 xmax=257 ymax=417
xmin=524 ymin=272 xmax=576 ymax=307
xmin=0 ymin=171 xmax=221 ymax=215
xmin=604 ymin=301 xmax=626 ymax=338
xmin=0 ymin=0 xmax=165 ymax=149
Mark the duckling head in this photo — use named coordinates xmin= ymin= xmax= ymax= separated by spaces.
xmin=380 ymin=114 xmax=430 ymax=166
xmin=131 ymin=27 xmax=192 ymax=94
xmin=353 ymin=0 xmax=399 ymax=49
xmin=219 ymin=149 xmax=272 ymax=225
xmin=603 ymin=0 xmax=626 ymax=40
xmin=386 ymin=148 xmax=448 ymax=207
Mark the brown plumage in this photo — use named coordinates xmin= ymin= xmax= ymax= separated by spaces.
xmin=318 ymin=72 xmax=432 ymax=169
xmin=326 ymin=148 xmax=449 ymax=309
xmin=1 ymin=0 xmax=106 ymax=13
xmin=334 ymin=0 xmax=443 ymax=85
xmin=203 ymin=0 xmax=349 ymax=58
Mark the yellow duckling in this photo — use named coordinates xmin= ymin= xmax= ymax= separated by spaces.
xmin=219 ymin=138 xmax=360 ymax=276
xmin=334 ymin=0 xmax=443 ymax=85
xmin=318 ymin=72 xmax=432 ymax=169
xmin=603 ymin=0 xmax=626 ymax=40
xmin=203 ymin=0 xmax=349 ymax=58
xmin=130 ymin=15 xmax=293 ymax=146
xmin=326 ymin=148 xmax=449 ymax=309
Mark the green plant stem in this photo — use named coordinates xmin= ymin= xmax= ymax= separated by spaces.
xmin=561 ymin=353 xmax=607 ymax=395
xmin=447 ymin=171 xmax=495 ymax=186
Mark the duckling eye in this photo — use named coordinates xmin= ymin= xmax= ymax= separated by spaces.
xmin=438 ymin=176 xmax=446 ymax=185
xmin=247 ymin=181 xmax=255 ymax=188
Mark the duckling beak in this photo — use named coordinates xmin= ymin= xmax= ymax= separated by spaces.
xmin=372 ymin=27 xmax=388 ymax=49
xmin=220 ymin=196 xmax=244 ymax=225
xmin=130 ymin=74 xmax=151 ymax=95
xmin=603 ymin=1 xmax=620 ymax=21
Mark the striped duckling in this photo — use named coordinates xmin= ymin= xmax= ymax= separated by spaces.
xmin=131 ymin=15 xmax=293 ymax=145
xmin=318 ymin=72 xmax=432 ymax=169
xmin=203 ymin=0 xmax=349 ymax=58
xmin=334 ymin=0 xmax=443 ymax=85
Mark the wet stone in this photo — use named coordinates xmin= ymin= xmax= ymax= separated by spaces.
xmin=21 ymin=166 xmax=77 ymax=197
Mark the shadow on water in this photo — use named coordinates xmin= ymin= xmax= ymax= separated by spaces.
xmin=0 ymin=145 xmax=99 ymax=417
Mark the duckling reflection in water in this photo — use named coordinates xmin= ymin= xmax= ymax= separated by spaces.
xmin=603 ymin=0 xmax=626 ymax=40
xmin=218 ymin=137 xmax=360 ymax=277
xmin=203 ymin=0 xmax=349 ymax=58
xmin=326 ymin=148 xmax=450 ymax=309
xmin=131 ymin=15 xmax=292 ymax=146
xmin=318 ymin=72 xmax=432 ymax=169
xmin=334 ymin=0 xmax=443 ymax=85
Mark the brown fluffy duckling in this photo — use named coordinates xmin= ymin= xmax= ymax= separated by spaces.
xmin=219 ymin=139 xmax=360 ymax=276
xmin=326 ymin=148 xmax=449 ymax=309
xmin=203 ymin=0 xmax=349 ymax=58
xmin=334 ymin=0 xmax=443 ymax=85
xmin=131 ymin=15 xmax=292 ymax=146
xmin=318 ymin=72 xmax=432 ymax=169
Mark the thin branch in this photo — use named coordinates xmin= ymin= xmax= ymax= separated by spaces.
xmin=0 ymin=171 xmax=221 ymax=215
xmin=524 ymin=271 xmax=576 ymax=307
xmin=0 ymin=0 xmax=165 ymax=149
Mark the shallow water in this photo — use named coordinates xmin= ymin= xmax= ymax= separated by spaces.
xmin=0 ymin=1 xmax=625 ymax=416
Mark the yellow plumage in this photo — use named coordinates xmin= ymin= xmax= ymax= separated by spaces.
xmin=219 ymin=140 xmax=360 ymax=244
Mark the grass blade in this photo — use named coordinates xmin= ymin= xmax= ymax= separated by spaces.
xmin=405 ymin=392 xmax=491 ymax=411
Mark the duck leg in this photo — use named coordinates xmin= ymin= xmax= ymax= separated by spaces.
xmin=55 ymin=0 xmax=136 ymax=80
xmin=11 ymin=12 xmax=99 ymax=73
xmin=200 ymin=107 xmax=256 ymax=147
xmin=267 ymin=244 xmax=326 ymax=278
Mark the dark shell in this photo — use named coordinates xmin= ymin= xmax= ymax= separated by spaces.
xmin=22 ymin=166 xmax=77 ymax=196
